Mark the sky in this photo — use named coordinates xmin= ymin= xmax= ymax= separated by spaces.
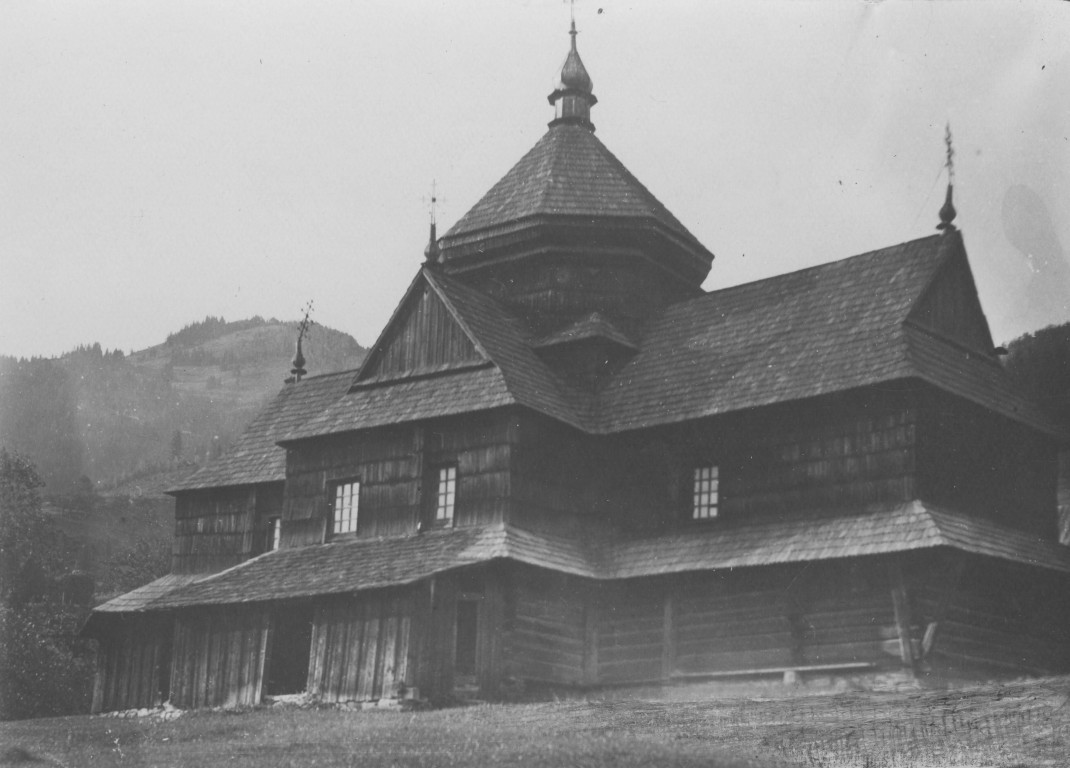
xmin=2 ymin=0 xmax=1068 ymax=361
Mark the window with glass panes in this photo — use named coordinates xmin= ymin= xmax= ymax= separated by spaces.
xmin=268 ymin=517 xmax=281 ymax=551
xmin=692 ymin=465 xmax=719 ymax=520
xmin=435 ymin=465 xmax=457 ymax=523
xmin=332 ymin=481 xmax=360 ymax=535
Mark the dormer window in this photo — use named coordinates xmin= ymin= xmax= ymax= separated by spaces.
xmin=435 ymin=465 xmax=457 ymax=524
xmin=692 ymin=465 xmax=719 ymax=520
xmin=332 ymin=480 xmax=360 ymax=536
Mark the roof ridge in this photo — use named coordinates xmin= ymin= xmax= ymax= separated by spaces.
xmin=696 ymin=233 xmax=947 ymax=302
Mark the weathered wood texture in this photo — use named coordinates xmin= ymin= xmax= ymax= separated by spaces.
xmin=907 ymin=253 xmax=994 ymax=354
xmin=915 ymin=389 xmax=1058 ymax=538
xmin=92 ymin=615 xmax=170 ymax=713
xmin=465 ymin=242 xmax=690 ymax=333
xmin=170 ymin=607 xmax=270 ymax=709
xmin=511 ymin=394 xmax=918 ymax=537
xmin=306 ymin=589 xmax=415 ymax=702
xmin=283 ymin=413 xmax=515 ymax=541
xmin=913 ymin=554 xmax=1070 ymax=676
xmin=1058 ymin=450 xmax=1070 ymax=546
xmin=173 ymin=486 xmax=258 ymax=574
xmin=597 ymin=580 xmax=664 ymax=684
xmin=361 ymin=282 xmax=482 ymax=381
xmin=503 ymin=565 xmax=587 ymax=685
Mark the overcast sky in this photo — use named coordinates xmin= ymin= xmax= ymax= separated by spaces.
xmin=2 ymin=1 xmax=1068 ymax=361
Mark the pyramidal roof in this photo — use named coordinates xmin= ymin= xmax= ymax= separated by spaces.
xmin=441 ymin=123 xmax=705 ymax=251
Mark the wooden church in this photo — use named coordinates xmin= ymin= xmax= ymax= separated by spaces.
xmin=84 ymin=22 xmax=1070 ymax=712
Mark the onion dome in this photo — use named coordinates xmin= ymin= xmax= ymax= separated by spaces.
xmin=548 ymin=20 xmax=598 ymax=131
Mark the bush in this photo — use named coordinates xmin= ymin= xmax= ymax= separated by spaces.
xmin=0 ymin=601 xmax=94 ymax=720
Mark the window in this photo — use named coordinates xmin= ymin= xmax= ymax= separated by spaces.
xmin=332 ymin=481 xmax=360 ymax=535
xmin=434 ymin=465 xmax=457 ymax=524
xmin=692 ymin=465 xmax=719 ymax=520
xmin=268 ymin=516 xmax=281 ymax=551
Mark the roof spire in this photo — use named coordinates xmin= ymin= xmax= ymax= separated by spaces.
xmin=937 ymin=123 xmax=957 ymax=231
xmin=288 ymin=301 xmax=313 ymax=383
xmin=548 ymin=12 xmax=597 ymax=131
xmin=424 ymin=180 xmax=441 ymax=264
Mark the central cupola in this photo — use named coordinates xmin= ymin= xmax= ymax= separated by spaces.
xmin=436 ymin=21 xmax=715 ymax=336
xmin=549 ymin=20 xmax=597 ymax=131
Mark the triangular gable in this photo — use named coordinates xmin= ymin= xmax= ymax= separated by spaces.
xmin=356 ymin=270 xmax=489 ymax=385
xmin=907 ymin=242 xmax=996 ymax=356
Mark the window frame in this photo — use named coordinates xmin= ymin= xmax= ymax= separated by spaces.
xmin=330 ymin=479 xmax=361 ymax=538
xmin=431 ymin=463 xmax=458 ymax=527
xmin=690 ymin=464 xmax=720 ymax=521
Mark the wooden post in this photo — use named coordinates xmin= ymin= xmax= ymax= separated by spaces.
xmin=583 ymin=585 xmax=600 ymax=686
xmin=662 ymin=589 xmax=676 ymax=682
xmin=889 ymin=558 xmax=918 ymax=674
xmin=922 ymin=552 xmax=966 ymax=658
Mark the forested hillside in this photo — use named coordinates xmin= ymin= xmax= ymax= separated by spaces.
xmin=0 ymin=316 xmax=365 ymax=495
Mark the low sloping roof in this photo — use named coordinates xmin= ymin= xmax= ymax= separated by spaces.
xmin=148 ymin=526 xmax=594 ymax=608
xmin=169 ymin=370 xmax=356 ymax=492
xmin=93 ymin=573 xmax=202 ymax=613
xmin=441 ymin=124 xmax=707 ymax=255
xmin=104 ymin=503 xmax=1070 ymax=612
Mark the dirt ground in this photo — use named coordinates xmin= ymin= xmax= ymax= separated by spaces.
xmin=2 ymin=676 xmax=1068 ymax=767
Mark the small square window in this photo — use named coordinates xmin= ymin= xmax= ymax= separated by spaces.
xmin=332 ymin=481 xmax=360 ymax=535
xmin=435 ymin=465 xmax=457 ymax=523
xmin=692 ymin=465 xmax=719 ymax=520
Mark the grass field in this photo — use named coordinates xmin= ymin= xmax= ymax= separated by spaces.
xmin=2 ymin=677 xmax=1068 ymax=768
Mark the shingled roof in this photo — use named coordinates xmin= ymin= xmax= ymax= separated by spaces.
xmin=598 ymin=232 xmax=1058 ymax=436
xmin=107 ymin=502 xmax=1070 ymax=612
xmin=169 ymin=369 xmax=356 ymax=492
xmin=283 ymin=270 xmax=590 ymax=441
xmin=281 ymin=232 xmax=1058 ymax=445
xmin=442 ymin=124 xmax=699 ymax=243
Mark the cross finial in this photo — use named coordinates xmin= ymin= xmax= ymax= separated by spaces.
xmin=937 ymin=122 xmax=957 ymax=231
xmin=944 ymin=122 xmax=955 ymax=184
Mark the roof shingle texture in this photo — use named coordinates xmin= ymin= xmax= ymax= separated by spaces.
xmin=442 ymin=124 xmax=705 ymax=251
xmin=169 ymin=370 xmax=356 ymax=492
xmin=108 ymin=503 xmax=1069 ymax=611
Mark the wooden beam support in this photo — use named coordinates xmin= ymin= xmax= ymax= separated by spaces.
xmin=922 ymin=551 xmax=967 ymax=658
xmin=582 ymin=585 xmax=599 ymax=686
xmin=661 ymin=590 xmax=676 ymax=682
xmin=888 ymin=557 xmax=918 ymax=674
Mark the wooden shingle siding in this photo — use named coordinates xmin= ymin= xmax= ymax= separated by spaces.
xmin=504 ymin=566 xmax=586 ymax=685
xmin=283 ymin=413 xmax=516 ymax=541
xmin=306 ymin=590 xmax=415 ymax=702
xmin=170 ymin=607 xmax=269 ymax=709
xmin=362 ymin=281 xmax=483 ymax=381
xmin=916 ymin=389 xmax=1058 ymax=538
xmin=173 ymin=486 xmax=263 ymax=574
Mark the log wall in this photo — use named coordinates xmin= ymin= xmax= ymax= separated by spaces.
xmin=307 ymin=590 xmax=416 ymax=702
xmin=503 ymin=565 xmax=587 ymax=686
xmin=169 ymin=607 xmax=270 ymax=709
xmin=912 ymin=554 xmax=1070 ymax=676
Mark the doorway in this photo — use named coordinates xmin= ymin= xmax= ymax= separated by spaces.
xmin=265 ymin=605 xmax=314 ymax=695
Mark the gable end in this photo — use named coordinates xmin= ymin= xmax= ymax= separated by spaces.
xmin=907 ymin=247 xmax=996 ymax=357
xmin=357 ymin=273 xmax=488 ymax=384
